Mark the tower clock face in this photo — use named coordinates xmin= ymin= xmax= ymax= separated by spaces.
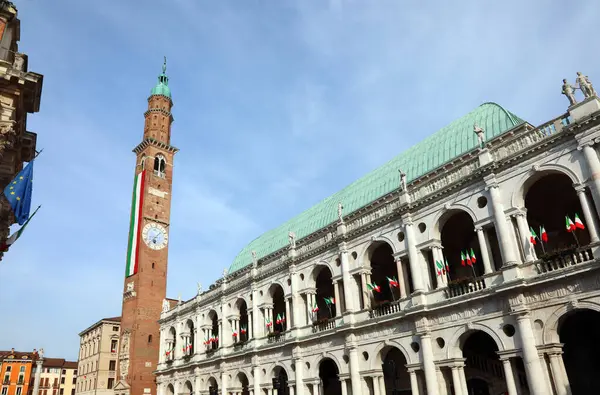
xmin=142 ymin=222 xmax=168 ymax=250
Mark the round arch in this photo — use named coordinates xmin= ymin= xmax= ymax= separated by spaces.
xmin=446 ymin=323 xmax=506 ymax=359
xmin=511 ymin=165 xmax=582 ymax=209
xmin=182 ymin=380 xmax=193 ymax=395
xmin=205 ymin=375 xmax=220 ymax=391
xmin=311 ymin=263 xmax=334 ymax=284
xmin=166 ymin=383 xmax=175 ymax=395
xmin=431 ymin=205 xmax=478 ymax=240
xmin=359 ymin=240 xmax=396 ymax=269
xmin=371 ymin=340 xmax=413 ymax=368
xmin=267 ymin=282 xmax=286 ymax=299
xmin=543 ymin=301 xmax=600 ymax=344
xmin=234 ymin=297 xmax=249 ymax=311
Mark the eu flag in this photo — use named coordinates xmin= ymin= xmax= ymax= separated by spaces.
xmin=3 ymin=160 xmax=34 ymax=225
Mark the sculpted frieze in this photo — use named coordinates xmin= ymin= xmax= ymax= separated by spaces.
xmin=523 ymin=275 xmax=600 ymax=304
xmin=491 ymin=130 xmax=544 ymax=162
xmin=355 ymin=322 xmax=408 ymax=342
xmin=429 ymin=301 xmax=499 ymax=326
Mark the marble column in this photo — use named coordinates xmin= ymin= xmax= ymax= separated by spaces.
xmin=360 ymin=272 xmax=370 ymax=309
xmin=347 ymin=340 xmax=362 ymax=395
xmin=515 ymin=313 xmax=549 ymax=395
xmin=420 ymin=333 xmax=439 ymax=395
xmin=221 ymin=371 xmax=228 ymax=395
xmin=575 ymin=185 xmax=600 ymax=242
xmin=548 ymin=353 xmax=570 ymax=395
xmin=32 ymin=358 xmax=43 ymax=395
xmin=219 ymin=321 xmax=224 ymax=347
xmin=475 ymin=227 xmax=494 ymax=274
xmin=252 ymin=286 xmax=260 ymax=339
xmin=305 ymin=293 xmax=313 ymax=325
xmin=291 ymin=265 xmax=301 ymax=329
xmin=450 ymin=367 xmax=463 ymax=395
xmin=194 ymin=368 xmax=202 ymax=395
xmin=500 ymin=358 xmax=518 ymax=395
xmin=285 ymin=298 xmax=291 ymax=329
xmin=580 ymin=142 xmax=600 ymax=216
xmin=248 ymin=312 xmax=253 ymax=340
xmin=404 ymin=218 xmax=425 ymax=292
xmin=372 ymin=376 xmax=381 ymax=395
xmin=485 ymin=177 xmax=519 ymax=266
xmin=339 ymin=242 xmax=356 ymax=312
xmin=457 ymin=365 xmax=467 ymax=395
xmin=340 ymin=379 xmax=347 ymax=395
xmin=409 ymin=370 xmax=420 ymax=395
xmin=253 ymin=365 xmax=261 ymax=395
xmin=294 ymin=357 xmax=305 ymax=395
xmin=333 ymin=281 xmax=341 ymax=316
xmin=395 ymin=258 xmax=407 ymax=297
xmin=514 ymin=211 xmax=536 ymax=263
xmin=418 ymin=250 xmax=432 ymax=290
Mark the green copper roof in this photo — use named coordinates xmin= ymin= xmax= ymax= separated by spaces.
xmin=150 ymin=57 xmax=171 ymax=99
xmin=228 ymin=102 xmax=525 ymax=273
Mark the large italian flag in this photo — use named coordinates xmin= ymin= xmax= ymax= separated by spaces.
xmin=125 ymin=171 xmax=146 ymax=277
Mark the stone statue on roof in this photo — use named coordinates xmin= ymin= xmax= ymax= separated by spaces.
xmin=162 ymin=299 xmax=170 ymax=312
xmin=177 ymin=294 xmax=182 ymax=304
xmin=562 ymin=79 xmax=577 ymax=106
xmin=576 ymin=72 xmax=596 ymax=98
xmin=223 ymin=268 xmax=228 ymax=277
xmin=251 ymin=250 xmax=258 ymax=267
xmin=39 ymin=348 xmax=44 ymax=358
xmin=337 ymin=202 xmax=344 ymax=223
xmin=288 ymin=231 xmax=296 ymax=249
xmin=197 ymin=282 xmax=202 ymax=295
xmin=473 ymin=124 xmax=485 ymax=148
xmin=398 ymin=170 xmax=407 ymax=192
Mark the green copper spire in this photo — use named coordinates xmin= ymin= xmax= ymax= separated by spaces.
xmin=150 ymin=56 xmax=171 ymax=99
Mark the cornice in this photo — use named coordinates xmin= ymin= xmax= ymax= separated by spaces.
xmin=133 ymin=138 xmax=179 ymax=155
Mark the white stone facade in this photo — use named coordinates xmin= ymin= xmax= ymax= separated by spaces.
xmin=157 ymin=96 xmax=600 ymax=395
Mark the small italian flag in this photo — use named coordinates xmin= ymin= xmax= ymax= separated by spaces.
xmin=574 ymin=213 xmax=585 ymax=230
xmin=0 ymin=205 xmax=40 ymax=252
xmin=445 ymin=259 xmax=449 ymax=273
xmin=203 ymin=334 xmax=210 ymax=345
xmin=529 ymin=227 xmax=537 ymax=245
xmin=460 ymin=251 xmax=466 ymax=266
xmin=367 ymin=283 xmax=381 ymax=293
xmin=240 ymin=326 xmax=247 ymax=335
xmin=312 ymin=302 xmax=319 ymax=313
xmin=435 ymin=260 xmax=445 ymax=276
xmin=540 ymin=226 xmax=548 ymax=242
xmin=281 ymin=313 xmax=286 ymax=323
xmin=265 ymin=317 xmax=272 ymax=328
xmin=387 ymin=277 xmax=399 ymax=288
xmin=324 ymin=297 xmax=335 ymax=305
xmin=232 ymin=328 xmax=238 ymax=337
xmin=275 ymin=313 xmax=283 ymax=324
xmin=470 ymin=248 xmax=477 ymax=264
xmin=125 ymin=170 xmax=146 ymax=277
xmin=565 ymin=216 xmax=576 ymax=232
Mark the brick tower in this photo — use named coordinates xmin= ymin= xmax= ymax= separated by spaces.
xmin=114 ymin=58 xmax=177 ymax=395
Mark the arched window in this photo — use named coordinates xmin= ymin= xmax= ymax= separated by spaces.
xmin=154 ymin=155 xmax=166 ymax=178
xmin=139 ymin=155 xmax=146 ymax=170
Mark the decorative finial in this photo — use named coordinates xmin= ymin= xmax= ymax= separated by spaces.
xmin=162 ymin=56 xmax=167 ymax=74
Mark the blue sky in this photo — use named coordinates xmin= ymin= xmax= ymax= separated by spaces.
xmin=1 ymin=0 xmax=599 ymax=360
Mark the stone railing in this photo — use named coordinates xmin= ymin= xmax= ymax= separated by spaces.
xmin=536 ymin=246 xmax=594 ymax=274
xmin=312 ymin=318 xmax=336 ymax=333
xmin=369 ymin=300 xmax=403 ymax=318
xmin=266 ymin=331 xmax=287 ymax=344
xmin=445 ymin=277 xmax=486 ymax=298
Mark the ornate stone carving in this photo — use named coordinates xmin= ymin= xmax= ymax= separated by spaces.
xmin=162 ymin=299 xmax=170 ymax=312
xmin=474 ymin=124 xmax=485 ymax=148
xmin=429 ymin=302 xmax=498 ymax=326
xmin=197 ymin=282 xmax=202 ymax=295
xmin=562 ymin=78 xmax=577 ymax=105
xmin=288 ymin=231 xmax=296 ymax=249
xmin=251 ymin=250 xmax=257 ymax=267
xmin=338 ymin=202 xmax=344 ymax=223
xmin=126 ymin=282 xmax=134 ymax=292
xmin=12 ymin=53 xmax=24 ymax=72
xmin=399 ymin=169 xmax=407 ymax=191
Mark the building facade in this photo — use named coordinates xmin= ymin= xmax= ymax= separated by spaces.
xmin=0 ymin=349 xmax=38 ymax=395
xmin=156 ymin=75 xmax=600 ymax=395
xmin=0 ymin=0 xmax=43 ymax=257
xmin=36 ymin=359 xmax=77 ymax=395
xmin=75 ymin=317 xmax=121 ymax=395
xmin=114 ymin=59 xmax=177 ymax=395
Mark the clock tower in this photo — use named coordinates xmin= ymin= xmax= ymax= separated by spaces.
xmin=115 ymin=58 xmax=177 ymax=395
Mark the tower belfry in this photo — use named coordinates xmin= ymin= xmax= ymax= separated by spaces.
xmin=115 ymin=58 xmax=178 ymax=395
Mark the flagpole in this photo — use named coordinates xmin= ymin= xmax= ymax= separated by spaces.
xmin=572 ymin=231 xmax=580 ymax=248
xmin=539 ymin=226 xmax=546 ymax=254
xmin=32 ymin=148 xmax=44 ymax=160
xmin=388 ymin=281 xmax=396 ymax=302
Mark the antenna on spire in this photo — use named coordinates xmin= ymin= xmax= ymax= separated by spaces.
xmin=162 ymin=56 xmax=167 ymax=74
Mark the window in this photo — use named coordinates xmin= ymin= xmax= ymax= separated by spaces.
xmin=71 ymin=389 xmax=75 ymax=395
xmin=107 ymin=379 xmax=114 ymax=390
xmin=147 ymin=335 xmax=152 ymax=343
xmin=62 ymin=370 xmax=66 ymax=375
xmin=110 ymin=340 xmax=118 ymax=353
xmin=154 ymin=155 xmax=166 ymax=177
xmin=112 ymin=326 xmax=119 ymax=332
xmin=60 ymin=377 xmax=65 ymax=385
xmin=108 ymin=361 xmax=116 ymax=371
xmin=52 ymin=390 xmax=56 ymax=395
xmin=1 ymin=388 xmax=7 ymax=395
xmin=16 ymin=387 xmax=21 ymax=395
xmin=19 ymin=366 xmax=25 ymax=373
xmin=3 ymin=374 xmax=9 ymax=385
xmin=74 ymin=370 xmax=77 ymax=376
xmin=59 ymin=390 xmax=63 ymax=395
xmin=5 ymin=367 xmax=10 ymax=372
xmin=17 ymin=375 xmax=23 ymax=385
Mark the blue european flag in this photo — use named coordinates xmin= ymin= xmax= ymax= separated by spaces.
xmin=3 ymin=160 xmax=34 ymax=225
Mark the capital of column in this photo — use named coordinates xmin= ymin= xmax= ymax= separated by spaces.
xmin=573 ymin=183 xmax=587 ymax=194
xmin=577 ymin=140 xmax=595 ymax=150
xmin=402 ymin=217 xmax=414 ymax=227
xmin=484 ymin=174 xmax=499 ymax=190
xmin=338 ymin=241 xmax=348 ymax=254
xmin=513 ymin=309 xmax=531 ymax=321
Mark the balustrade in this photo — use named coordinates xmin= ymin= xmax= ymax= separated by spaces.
xmin=445 ymin=277 xmax=486 ymax=298
xmin=536 ymin=246 xmax=594 ymax=274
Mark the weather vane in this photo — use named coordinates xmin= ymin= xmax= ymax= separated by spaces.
xmin=162 ymin=56 xmax=167 ymax=74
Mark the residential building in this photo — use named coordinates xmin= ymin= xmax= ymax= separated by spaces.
xmin=75 ymin=317 xmax=120 ymax=395
xmin=0 ymin=0 xmax=43 ymax=258
xmin=156 ymin=74 xmax=600 ymax=395
xmin=0 ymin=349 xmax=38 ymax=395
xmin=36 ymin=359 xmax=77 ymax=395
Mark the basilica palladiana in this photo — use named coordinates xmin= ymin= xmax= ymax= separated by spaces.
xmin=155 ymin=73 xmax=600 ymax=395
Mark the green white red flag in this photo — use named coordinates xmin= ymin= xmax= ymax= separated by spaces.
xmin=540 ymin=226 xmax=548 ymax=242
xmin=460 ymin=251 xmax=466 ymax=266
xmin=387 ymin=277 xmax=399 ymax=288
xmin=125 ymin=171 xmax=146 ymax=277
xmin=574 ymin=213 xmax=585 ymax=229
xmin=312 ymin=302 xmax=319 ymax=313
xmin=435 ymin=260 xmax=445 ymax=276
xmin=367 ymin=283 xmax=381 ymax=293
xmin=529 ymin=227 xmax=537 ymax=244
xmin=565 ymin=216 xmax=576 ymax=232
xmin=324 ymin=297 xmax=335 ymax=305
xmin=0 ymin=205 xmax=40 ymax=252
xmin=470 ymin=248 xmax=477 ymax=264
